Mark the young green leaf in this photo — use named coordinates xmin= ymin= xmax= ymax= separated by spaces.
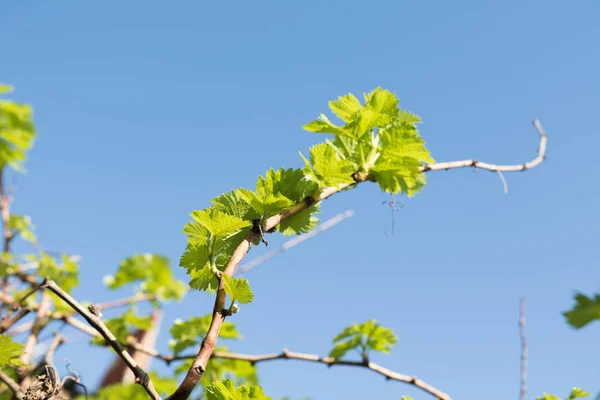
xmin=189 ymin=209 xmax=252 ymax=242
xmin=238 ymin=188 xmax=294 ymax=219
xmin=105 ymin=254 xmax=187 ymax=301
xmin=371 ymin=123 xmax=434 ymax=196
xmin=170 ymin=315 xmax=241 ymax=355
xmin=36 ymin=253 xmax=79 ymax=293
xmin=0 ymin=334 xmax=26 ymax=367
xmin=536 ymin=388 xmax=590 ymax=400
xmin=212 ymin=190 xmax=254 ymax=220
xmin=300 ymin=143 xmax=355 ymax=188
xmin=222 ymin=275 xmax=254 ymax=304
xmin=329 ymin=319 xmax=397 ymax=360
xmin=568 ymin=388 xmax=591 ymax=399
xmin=0 ymin=83 xmax=14 ymax=95
xmin=564 ymin=292 xmax=600 ymax=329
xmin=201 ymin=346 xmax=258 ymax=388
xmin=7 ymin=214 xmax=36 ymax=243
xmin=0 ymin=93 xmax=36 ymax=172
xmin=205 ymin=379 xmax=272 ymax=400
xmin=328 ymin=92 xmax=362 ymax=123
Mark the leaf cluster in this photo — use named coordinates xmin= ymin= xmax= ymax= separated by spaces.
xmin=537 ymin=387 xmax=590 ymax=400
xmin=329 ymin=319 xmax=397 ymax=360
xmin=103 ymin=253 xmax=188 ymax=302
xmin=0 ymin=83 xmax=36 ymax=171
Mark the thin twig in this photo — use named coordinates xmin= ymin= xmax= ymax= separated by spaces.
xmin=45 ymin=332 xmax=66 ymax=367
xmin=20 ymin=293 xmax=51 ymax=366
xmin=41 ymin=279 xmax=162 ymax=400
xmin=421 ymin=119 xmax=547 ymax=173
xmin=237 ymin=210 xmax=354 ymax=274
xmin=0 ymin=308 xmax=31 ymax=334
xmin=95 ymin=292 xmax=157 ymax=311
xmin=497 ymin=170 xmax=508 ymax=194
xmin=519 ymin=297 xmax=527 ymax=400
xmin=167 ymin=120 xmax=548 ymax=400
xmin=0 ymin=369 xmax=24 ymax=400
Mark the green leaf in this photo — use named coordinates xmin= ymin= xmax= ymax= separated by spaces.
xmin=278 ymin=205 xmax=320 ymax=236
xmin=370 ymin=121 xmax=434 ymax=196
xmin=202 ymin=346 xmax=258 ymax=388
xmin=0 ymin=83 xmax=14 ymax=95
xmin=205 ymin=379 xmax=272 ymax=400
xmin=401 ymin=397 xmax=414 ymax=400
xmin=36 ymin=253 xmax=79 ymax=293
xmin=212 ymin=190 xmax=254 ymax=220
xmin=300 ymin=143 xmax=355 ymax=188
xmin=189 ymin=209 xmax=252 ymax=242
xmin=79 ymin=375 xmax=176 ymax=400
xmin=105 ymin=254 xmax=187 ymax=301
xmin=0 ymin=95 xmax=36 ymax=171
xmin=330 ymin=319 xmax=397 ymax=359
xmin=79 ymin=383 xmax=149 ymax=400
xmin=303 ymin=114 xmax=347 ymax=136
xmin=170 ymin=315 xmax=241 ymax=355
xmin=189 ymin=264 xmax=219 ymax=292
xmin=329 ymin=335 xmax=362 ymax=359
xmin=257 ymin=168 xmax=318 ymax=203
xmin=564 ymin=292 xmax=600 ymax=329
xmin=222 ymin=275 xmax=254 ymax=304
xmin=238 ymin=188 xmax=294 ymax=219
xmin=148 ymin=372 xmax=178 ymax=395
xmin=569 ymin=388 xmax=591 ymax=399
xmin=304 ymin=87 xmax=400 ymax=140
xmin=328 ymin=93 xmax=362 ymax=123
xmin=7 ymin=214 xmax=36 ymax=242
xmin=0 ymin=334 xmax=26 ymax=367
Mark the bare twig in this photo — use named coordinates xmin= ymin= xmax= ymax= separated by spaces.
xmin=237 ymin=210 xmax=354 ymax=274
xmin=0 ymin=308 xmax=31 ymax=334
xmin=45 ymin=332 xmax=65 ymax=367
xmin=497 ymin=170 xmax=508 ymax=194
xmin=0 ymin=369 xmax=24 ymax=400
xmin=421 ymin=119 xmax=547 ymax=173
xmin=519 ymin=297 xmax=527 ymax=400
xmin=41 ymin=279 xmax=162 ymax=400
xmin=20 ymin=293 xmax=51 ymax=367
xmin=95 ymin=292 xmax=157 ymax=311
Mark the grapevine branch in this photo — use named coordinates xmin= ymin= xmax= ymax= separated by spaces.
xmin=40 ymin=319 xmax=451 ymax=400
xmin=168 ymin=120 xmax=547 ymax=400
xmin=39 ymin=279 xmax=162 ymax=400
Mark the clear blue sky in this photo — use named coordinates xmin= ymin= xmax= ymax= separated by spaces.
xmin=2 ymin=1 xmax=599 ymax=399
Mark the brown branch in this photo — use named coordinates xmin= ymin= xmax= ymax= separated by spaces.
xmin=0 ymin=308 xmax=31 ymax=334
xmin=0 ymin=369 xmax=24 ymax=400
xmin=519 ymin=298 xmax=527 ymax=400
xmin=167 ymin=119 xmax=548 ymax=400
xmin=40 ymin=279 xmax=162 ymax=400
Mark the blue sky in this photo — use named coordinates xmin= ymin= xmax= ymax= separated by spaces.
xmin=1 ymin=1 xmax=599 ymax=399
